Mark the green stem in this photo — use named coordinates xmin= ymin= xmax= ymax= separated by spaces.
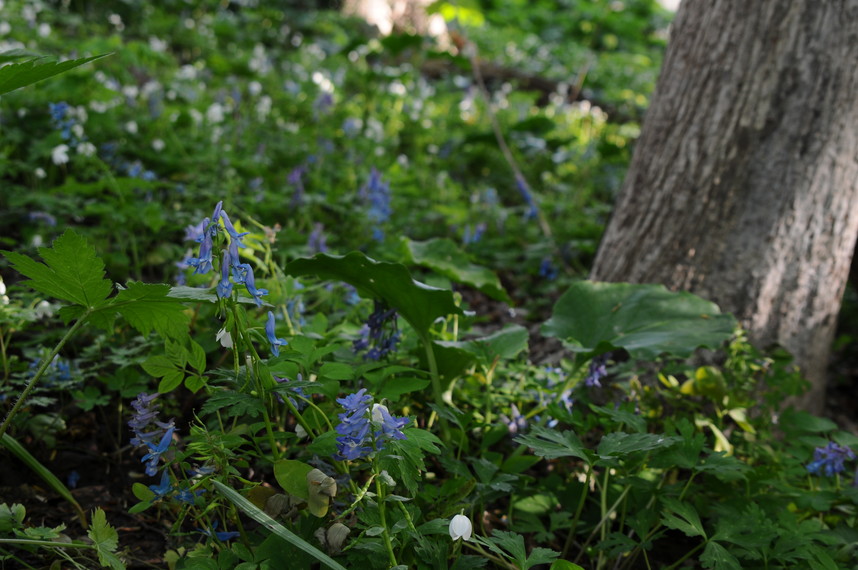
xmin=375 ymin=476 xmax=398 ymax=568
xmin=0 ymin=538 xmax=94 ymax=549
xmin=0 ymin=316 xmax=89 ymax=439
xmin=421 ymin=334 xmax=450 ymax=442
xmin=562 ymin=464 xmax=592 ymax=559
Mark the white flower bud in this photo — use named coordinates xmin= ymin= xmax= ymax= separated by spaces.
xmin=449 ymin=514 xmax=472 ymax=541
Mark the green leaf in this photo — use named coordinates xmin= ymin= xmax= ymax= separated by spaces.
xmin=273 ymin=459 xmax=313 ymax=501
xmin=660 ymin=497 xmax=706 ymax=539
xmin=488 ymin=530 xmax=528 ymax=567
xmin=212 ymin=480 xmax=347 ymax=570
xmin=596 ymin=433 xmax=680 ymax=460
xmin=131 ymin=483 xmax=155 ymax=502
xmin=142 ymin=355 xmax=180 ymax=379
xmin=437 ymin=324 xmax=529 ymax=365
xmin=550 ymin=561 xmax=586 ymax=570
xmin=700 ymin=541 xmax=742 ymax=570
xmin=157 ymin=370 xmax=185 ymax=393
xmin=0 ymin=52 xmax=110 ymax=96
xmin=401 ymin=237 xmax=511 ymax=302
xmin=200 ymin=391 xmax=265 ymax=419
xmin=88 ymin=508 xmax=125 ymax=569
xmin=515 ymin=426 xmax=592 ymax=464
xmin=2 ymin=229 xmax=112 ymax=309
xmin=188 ymin=340 xmax=207 ymax=373
xmin=105 ymin=282 xmax=190 ymax=340
xmin=318 ymin=362 xmax=354 ymax=381
xmin=525 ymin=547 xmax=560 ymax=570
xmin=285 ymin=252 xmax=463 ymax=337
xmin=541 ymin=281 xmax=736 ymax=360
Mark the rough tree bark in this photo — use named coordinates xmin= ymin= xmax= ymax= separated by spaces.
xmin=589 ymin=0 xmax=858 ymax=413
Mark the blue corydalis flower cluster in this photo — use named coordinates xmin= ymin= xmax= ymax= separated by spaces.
xmin=353 ymin=300 xmax=400 ymax=361
xmin=128 ymin=393 xmax=175 ymax=476
xmin=515 ymin=174 xmax=539 ymax=220
xmin=584 ymin=354 xmax=609 ymax=388
xmin=185 ymin=201 xmax=268 ymax=306
xmin=334 ymin=388 xmax=408 ymax=461
xmin=806 ymin=441 xmax=856 ymax=478
xmin=49 ymin=102 xmax=78 ymax=144
xmin=359 ymin=168 xmax=392 ymax=242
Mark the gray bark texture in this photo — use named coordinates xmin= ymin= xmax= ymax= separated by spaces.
xmin=589 ymin=0 xmax=858 ymax=413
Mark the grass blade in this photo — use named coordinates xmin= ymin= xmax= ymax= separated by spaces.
xmin=1 ymin=433 xmax=88 ymax=529
xmin=212 ymin=480 xmax=347 ymax=570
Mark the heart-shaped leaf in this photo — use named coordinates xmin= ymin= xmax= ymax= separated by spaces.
xmin=542 ymin=281 xmax=736 ymax=360
xmin=285 ymin=252 xmax=463 ymax=337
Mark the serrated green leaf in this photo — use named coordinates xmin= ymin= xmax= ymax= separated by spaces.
xmin=590 ymin=404 xmax=647 ymax=434
xmin=107 ymin=282 xmax=190 ymax=340
xmin=0 ymin=52 xmax=110 ymax=96
xmin=488 ymin=530 xmax=528 ymax=567
xmin=515 ymin=426 xmax=592 ymax=464
xmin=285 ymin=252 xmax=463 ymax=337
xmin=188 ymin=340 xmax=207 ymax=372
xmin=167 ymin=285 xmax=219 ymax=303
xmin=88 ymin=508 xmax=124 ymax=569
xmin=542 ymin=281 xmax=736 ymax=360
xmin=596 ymin=433 xmax=680 ymax=460
xmin=142 ymin=355 xmax=179 ymax=379
xmin=2 ymin=230 xmax=112 ymax=309
xmin=660 ymin=497 xmax=706 ymax=539
xmin=401 ymin=237 xmax=511 ymax=302
xmin=184 ymin=374 xmax=207 ymax=393
xmin=525 ymin=547 xmax=560 ymax=569
xmin=200 ymin=390 xmax=265 ymax=419
xmin=157 ymin=369 xmax=185 ymax=393
xmin=700 ymin=541 xmax=742 ymax=570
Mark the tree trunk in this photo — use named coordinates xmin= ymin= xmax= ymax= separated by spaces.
xmin=589 ymin=0 xmax=858 ymax=413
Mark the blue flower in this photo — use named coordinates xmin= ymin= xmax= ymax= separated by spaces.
xmin=266 ymin=312 xmax=287 ymax=357
xmin=199 ymin=520 xmax=240 ymax=542
xmin=235 ymin=263 xmax=268 ymax=306
xmin=148 ymin=470 xmax=173 ymax=500
xmin=539 ymin=258 xmax=558 ymax=280
xmin=141 ymin=426 xmax=175 ymax=476
xmin=503 ymin=404 xmax=528 ymax=435
xmin=585 ymin=355 xmax=609 ymax=388
xmin=372 ymin=403 xmax=409 ymax=441
xmin=359 ymin=168 xmax=392 ymax=241
xmin=217 ymin=250 xmax=234 ymax=299
xmin=353 ymin=300 xmax=399 ymax=360
xmin=334 ymin=389 xmax=373 ymax=461
xmin=807 ymin=442 xmax=856 ymax=477
xmin=67 ymin=470 xmax=80 ymax=489
xmin=308 ymin=223 xmax=327 ymax=254
xmin=515 ymin=175 xmax=539 ymax=220
xmin=186 ymin=217 xmax=214 ymax=274
xmin=219 ymin=211 xmax=249 ymax=247
xmin=334 ymin=390 xmax=409 ymax=461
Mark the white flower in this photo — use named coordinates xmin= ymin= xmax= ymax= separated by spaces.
xmin=152 ymin=139 xmax=165 ymax=152
xmin=449 ymin=514 xmax=472 ymax=541
xmin=77 ymin=142 xmax=96 ymax=157
xmin=35 ymin=167 xmax=46 ymax=179
xmin=371 ymin=403 xmax=388 ymax=423
xmin=51 ymin=144 xmax=69 ymax=165
xmin=125 ymin=121 xmax=138 ymax=134
xmin=216 ymin=328 xmax=233 ymax=348
xmin=295 ymin=424 xmax=308 ymax=439
xmin=34 ymin=301 xmax=53 ymax=319
xmin=37 ymin=23 xmax=50 ymax=37
xmin=206 ymin=102 xmax=225 ymax=124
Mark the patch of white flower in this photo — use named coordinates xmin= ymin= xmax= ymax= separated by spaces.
xmin=51 ymin=144 xmax=70 ymax=165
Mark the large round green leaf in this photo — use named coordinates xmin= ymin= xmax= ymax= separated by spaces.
xmin=541 ymin=281 xmax=736 ymax=359
xmin=285 ymin=252 xmax=463 ymax=337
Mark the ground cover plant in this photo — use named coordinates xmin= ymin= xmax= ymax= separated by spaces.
xmin=1 ymin=1 xmax=858 ymax=568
